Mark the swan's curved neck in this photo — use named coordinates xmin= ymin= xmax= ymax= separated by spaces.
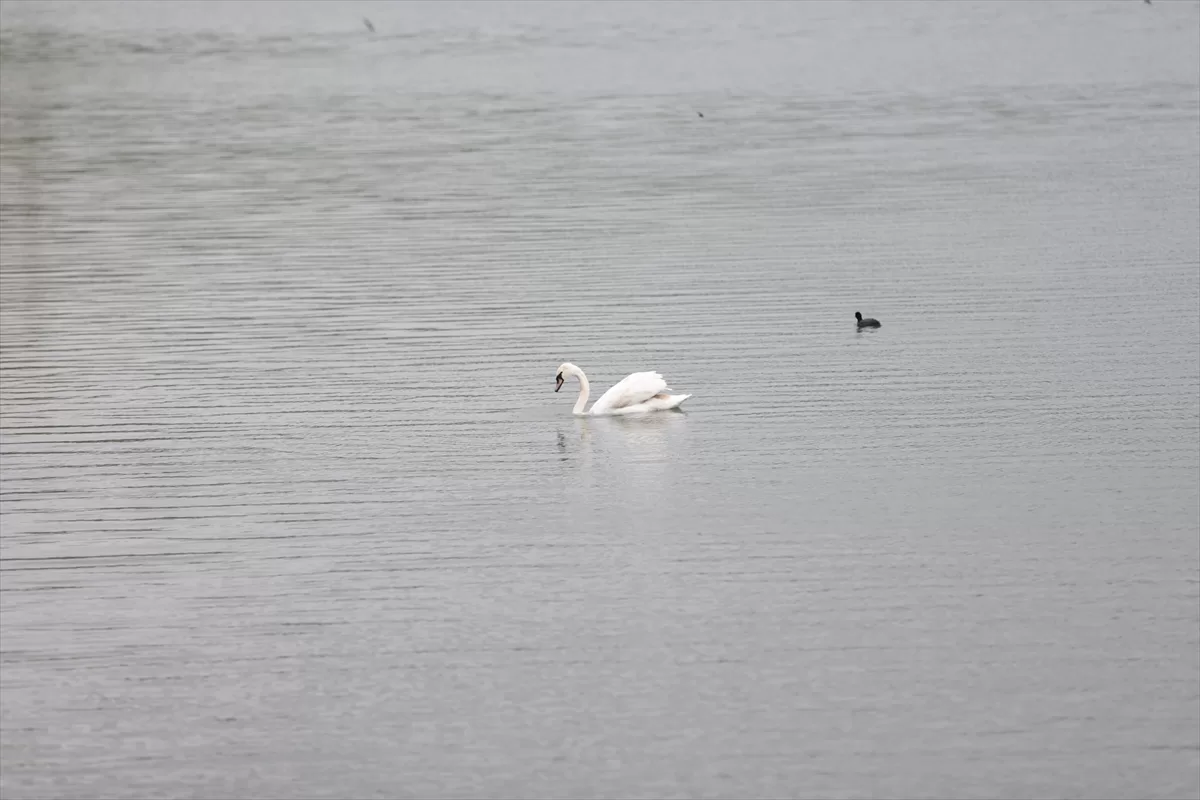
xmin=571 ymin=368 xmax=590 ymax=415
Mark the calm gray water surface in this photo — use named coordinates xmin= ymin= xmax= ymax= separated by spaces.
xmin=2 ymin=2 xmax=1199 ymax=798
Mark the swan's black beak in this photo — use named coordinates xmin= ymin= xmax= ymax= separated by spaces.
xmin=555 ymin=373 xmax=564 ymax=392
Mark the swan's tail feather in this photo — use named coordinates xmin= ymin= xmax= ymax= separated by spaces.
xmin=656 ymin=393 xmax=691 ymax=410
xmin=603 ymin=392 xmax=692 ymax=414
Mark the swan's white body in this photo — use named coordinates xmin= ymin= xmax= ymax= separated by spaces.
xmin=555 ymin=362 xmax=692 ymax=416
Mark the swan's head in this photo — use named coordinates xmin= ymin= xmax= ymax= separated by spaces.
xmin=555 ymin=362 xmax=577 ymax=392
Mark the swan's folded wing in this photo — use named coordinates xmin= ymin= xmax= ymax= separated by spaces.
xmin=590 ymin=371 xmax=668 ymax=413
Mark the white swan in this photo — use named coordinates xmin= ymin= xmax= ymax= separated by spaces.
xmin=554 ymin=362 xmax=692 ymax=416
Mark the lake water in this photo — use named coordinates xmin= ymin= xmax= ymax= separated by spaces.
xmin=2 ymin=2 xmax=1198 ymax=798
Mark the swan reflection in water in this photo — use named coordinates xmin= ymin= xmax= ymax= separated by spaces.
xmin=556 ymin=409 xmax=688 ymax=474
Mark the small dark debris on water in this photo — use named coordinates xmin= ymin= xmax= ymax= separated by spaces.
xmin=697 ymin=111 xmax=704 ymax=118
xmin=364 ymin=18 xmax=375 ymax=32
